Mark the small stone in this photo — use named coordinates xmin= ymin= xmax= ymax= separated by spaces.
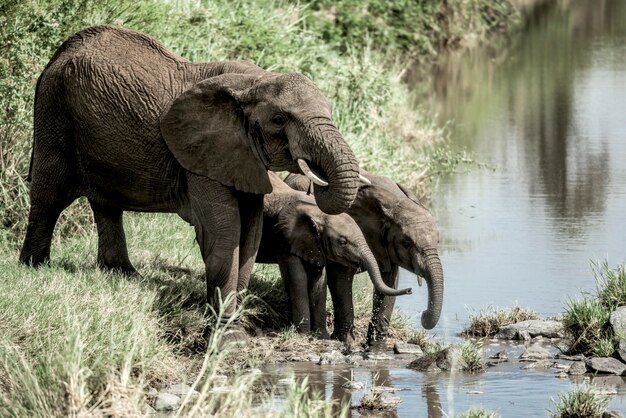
xmin=466 ymin=390 xmax=483 ymax=394
xmin=554 ymin=363 xmax=570 ymax=370
xmin=617 ymin=340 xmax=626 ymax=364
xmin=145 ymin=386 xmax=158 ymax=397
xmin=364 ymin=352 xmax=394 ymax=361
xmin=393 ymin=342 xmax=423 ymax=355
xmin=603 ymin=410 xmax=625 ymax=418
xmin=489 ymin=350 xmax=508 ymax=361
xmin=142 ymin=403 xmax=157 ymax=414
xmin=342 ymin=381 xmax=364 ymax=390
xmin=609 ymin=306 xmax=626 ymax=336
xmin=437 ymin=347 xmax=468 ymax=371
xmin=586 ymin=357 xmax=626 ymax=375
xmin=556 ymin=353 xmax=586 ymax=361
xmin=318 ymin=350 xmax=346 ymax=365
xmin=568 ymin=361 xmax=588 ymax=375
xmin=165 ymin=383 xmax=200 ymax=400
xmin=521 ymin=359 xmax=554 ymax=369
xmin=520 ymin=330 xmax=532 ymax=341
xmin=519 ymin=345 xmax=553 ymax=361
xmin=408 ymin=356 xmax=442 ymax=373
xmin=555 ymin=371 xmax=568 ymax=379
xmin=154 ymin=393 xmax=181 ymax=411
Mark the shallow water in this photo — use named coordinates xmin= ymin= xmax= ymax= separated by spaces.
xmin=268 ymin=1 xmax=626 ymax=415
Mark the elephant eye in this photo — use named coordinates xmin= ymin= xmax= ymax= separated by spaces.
xmin=271 ymin=114 xmax=286 ymax=126
xmin=402 ymin=239 xmax=412 ymax=248
xmin=338 ymin=237 xmax=348 ymax=246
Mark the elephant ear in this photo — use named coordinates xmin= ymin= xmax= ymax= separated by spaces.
xmin=160 ymin=73 xmax=272 ymax=194
xmin=396 ymin=182 xmax=425 ymax=207
xmin=279 ymin=204 xmax=326 ymax=266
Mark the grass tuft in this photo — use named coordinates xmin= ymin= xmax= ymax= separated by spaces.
xmin=463 ymin=305 xmax=539 ymax=337
xmin=562 ymin=261 xmax=626 ymax=356
xmin=460 ymin=341 xmax=486 ymax=373
xmin=550 ymin=386 xmax=609 ymax=418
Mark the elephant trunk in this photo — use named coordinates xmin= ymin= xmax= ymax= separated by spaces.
xmin=360 ymin=245 xmax=412 ymax=296
xmin=412 ymin=248 xmax=444 ymax=330
xmin=300 ymin=120 xmax=360 ymax=215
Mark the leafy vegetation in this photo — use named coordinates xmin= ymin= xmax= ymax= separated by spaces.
xmin=550 ymin=386 xmax=609 ymax=418
xmin=463 ymin=305 xmax=539 ymax=337
xmin=563 ymin=261 xmax=626 ymax=356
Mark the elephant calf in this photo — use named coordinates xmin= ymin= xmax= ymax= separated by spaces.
xmin=285 ymin=172 xmax=444 ymax=351
xmin=256 ymin=173 xmax=411 ymax=337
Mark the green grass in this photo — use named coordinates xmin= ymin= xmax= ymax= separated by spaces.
xmin=550 ymin=386 xmax=609 ymax=418
xmin=460 ymin=341 xmax=486 ymax=373
xmin=458 ymin=408 xmax=499 ymax=418
xmin=462 ymin=305 xmax=539 ymax=337
xmin=562 ymin=261 xmax=626 ymax=356
xmin=0 ymin=0 xmax=519 ymax=414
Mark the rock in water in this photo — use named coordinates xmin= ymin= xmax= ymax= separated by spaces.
xmin=394 ymin=342 xmax=423 ymax=355
xmin=585 ymin=357 xmax=626 ymax=375
xmin=496 ymin=320 xmax=564 ymax=339
xmin=568 ymin=361 xmax=587 ymax=375
xmin=519 ymin=344 xmax=553 ymax=361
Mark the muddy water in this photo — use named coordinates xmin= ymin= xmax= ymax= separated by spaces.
xmin=267 ymin=1 xmax=626 ymax=415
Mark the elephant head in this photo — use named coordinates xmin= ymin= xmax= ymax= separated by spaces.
xmin=160 ymin=72 xmax=360 ymax=214
xmin=278 ymin=198 xmax=412 ymax=297
xmin=369 ymin=182 xmax=443 ymax=330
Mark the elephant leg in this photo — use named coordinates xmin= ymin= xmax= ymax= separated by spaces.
xmin=278 ymin=256 xmax=311 ymax=333
xmin=366 ymin=265 xmax=399 ymax=352
xmin=90 ymin=201 xmax=135 ymax=274
xmin=326 ymin=261 xmax=357 ymax=345
xmin=235 ymin=192 xmax=264 ymax=304
xmin=187 ymin=173 xmax=241 ymax=323
xmin=307 ymin=265 xmax=329 ymax=339
xmin=19 ymin=202 xmax=70 ymax=266
xmin=20 ymin=152 xmax=76 ymax=265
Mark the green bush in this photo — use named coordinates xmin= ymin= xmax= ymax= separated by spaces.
xmin=551 ymin=386 xmax=608 ymax=418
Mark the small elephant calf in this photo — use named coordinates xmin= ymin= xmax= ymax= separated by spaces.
xmin=255 ymin=173 xmax=411 ymax=337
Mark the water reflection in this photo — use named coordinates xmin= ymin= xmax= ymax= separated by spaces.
xmin=428 ymin=0 xmax=625 ymax=234
xmin=397 ymin=0 xmax=626 ymax=326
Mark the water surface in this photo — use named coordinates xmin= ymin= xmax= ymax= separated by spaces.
xmin=271 ymin=1 xmax=626 ymax=415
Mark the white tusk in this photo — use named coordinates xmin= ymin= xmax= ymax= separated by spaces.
xmin=297 ymin=159 xmax=328 ymax=187
xmin=417 ymin=275 xmax=423 ymax=287
xmin=359 ymin=174 xmax=372 ymax=185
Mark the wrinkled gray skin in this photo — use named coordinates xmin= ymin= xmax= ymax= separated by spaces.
xmin=256 ymin=174 xmax=411 ymax=337
xmin=19 ymin=26 xmax=362 ymax=336
xmin=285 ymin=172 xmax=443 ymax=351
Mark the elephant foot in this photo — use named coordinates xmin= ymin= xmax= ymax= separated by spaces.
xmin=97 ymin=260 xmax=137 ymax=276
xmin=365 ymin=339 xmax=388 ymax=353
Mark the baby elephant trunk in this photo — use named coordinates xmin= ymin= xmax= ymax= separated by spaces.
xmin=359 ymin=245 xmax=412 ymax=296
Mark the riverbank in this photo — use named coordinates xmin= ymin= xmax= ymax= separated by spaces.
xmin=0 ymin=0 xmax=522 ymax=415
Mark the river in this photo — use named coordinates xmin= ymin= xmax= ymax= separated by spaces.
xmin=267 ymin=1 xmax=626 ymax=415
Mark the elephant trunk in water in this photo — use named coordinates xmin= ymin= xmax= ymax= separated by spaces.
xmin=411 ymin=248 xmax=444 ymax=329
xmin=360 ymin=244 xmax=412 ymax=296
xmin=298 ymin=120 xmax=360 ymax=215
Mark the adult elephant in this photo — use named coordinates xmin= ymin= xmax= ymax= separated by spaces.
xmin=285 ymin=172 xmax=443 ymax=351
xmin=19 ymin=25 xmax=365 ymax=342
xmin=256 ymin=173 xmax=411 ymax=337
